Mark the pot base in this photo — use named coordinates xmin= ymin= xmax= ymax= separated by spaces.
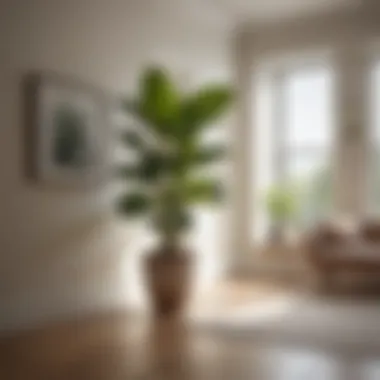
xmin=145 ymin=247 xmax=192 ymax=318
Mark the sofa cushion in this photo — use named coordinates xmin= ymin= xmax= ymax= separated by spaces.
xmin=312 ymin=222 xmax=347 ymax=245
xmin=359 ymin=220 xmax=380 ymax=242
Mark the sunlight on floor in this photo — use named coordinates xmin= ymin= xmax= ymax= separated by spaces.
xmin=192 ymin=294 xmax=298 ymax=327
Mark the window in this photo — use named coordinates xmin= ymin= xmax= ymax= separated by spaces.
xmin=369 ymin=60 xmax=380 ymax=213
xmin=252 ymin=65 xmax=334 ymax=243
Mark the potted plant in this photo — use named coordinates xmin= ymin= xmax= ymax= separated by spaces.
xmin=264 ymin=183 xmax=298 ymax=244
xmin=117 ymin=67 xmax=234 ymax=317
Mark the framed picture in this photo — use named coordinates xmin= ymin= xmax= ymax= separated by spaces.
xmin=23 ymin=72 xmax=110 ymax=187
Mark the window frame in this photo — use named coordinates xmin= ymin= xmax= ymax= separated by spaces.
xmin=252 ymin=60 xmax=336 ymax=244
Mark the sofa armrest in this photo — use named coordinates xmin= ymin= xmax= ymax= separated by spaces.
xmin=305 ymin=223 xmax=347 ymax=265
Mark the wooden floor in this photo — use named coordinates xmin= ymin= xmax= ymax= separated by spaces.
xmin=0 ymin=311 xmax=380 ymax=380
xmin=1 ymin=281 xmax=380 ymax=380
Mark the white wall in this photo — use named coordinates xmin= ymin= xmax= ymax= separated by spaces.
xmin=0 ymin=0 xmax=230 ymax=330
xmin=231 ymin=3 xmax=380 ymax=270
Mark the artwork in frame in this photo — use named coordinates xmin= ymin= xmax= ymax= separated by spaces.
xmin=23 ymin=72 xmax=110 ymax=187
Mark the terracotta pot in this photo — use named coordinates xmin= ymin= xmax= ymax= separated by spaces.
xmin=145 ymin=246 xmax=192 ymax=317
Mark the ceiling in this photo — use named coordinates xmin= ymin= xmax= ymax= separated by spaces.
xmin=115 ymin=0 xmax=359 ymax=79
xmin=0 ymin=0 xmax=364 ymax=86
xmin=151 ymin=0 xmax=357 ymax=31
xmin=208 ymin=0 xmax=354 ymax=23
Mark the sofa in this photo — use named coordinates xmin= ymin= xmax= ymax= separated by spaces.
xmin=307 ymin=221 xmax=380 ymax=288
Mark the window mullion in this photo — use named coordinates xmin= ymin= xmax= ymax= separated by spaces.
xmin=273 ymin=71 xmax=288 ymax=183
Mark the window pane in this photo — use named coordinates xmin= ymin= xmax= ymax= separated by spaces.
xmin=370 ymin=147 xmax=380 ymax=211
xmin=286 ymin=151 xmax=324 ymax=179
xmin=371 ymin=63 xmax=380 ymax=143
xmin=286 ymin=150 xmax=332 ymax=224
xmin=369 ymin=62 xmax=380 ymax=211
xmin=252 ymin=73 xmax=276 ymax=243
xmin=284 ymin=68 xmax=333 ymax=148
xmin=284 ymin=67 xmax=334 ymax=225
xmin=251 ymin=64 xmax=334 ymax=245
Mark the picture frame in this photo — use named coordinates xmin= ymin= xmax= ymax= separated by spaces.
xmin=23 ymin=71 xmax=110 ymax=187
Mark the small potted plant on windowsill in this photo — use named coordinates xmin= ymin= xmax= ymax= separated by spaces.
xmin=117 ymin=67 xmax=234 ymax=317
xmin=264 ymin=183 xmax=298 ymax=246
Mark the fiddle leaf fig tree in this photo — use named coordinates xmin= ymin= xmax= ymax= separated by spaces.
xmin=117 ymin=67 xmax=234 ymax=249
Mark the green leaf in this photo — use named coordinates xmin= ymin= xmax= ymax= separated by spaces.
xmin=140 ymin=151 xmax=169 ymax=181
xmin=185 ymin=179 xmax=224 ymax=204
xmin=117 ymin=192 xmax=151 ymax=216
xmin=117 ymin=71 xmax=234 ymax=236
xmin=116 ymin=151 xmax=170 ymax=183
xmin=154 ymin=207 xmax=192 ymax=237
xmin=181 ymin=85 xmax=234 ymax=135
xmin=116 ymin=165 xmax=138 ymax=179
xmin=121 ymin=98 xmax=163 ymax=140
xmin=192 ymin=145 xmax=227 ymax=165
xmin=121 ymin=130 xmax=146 ymax=150
xmin=138 ymin=67 xmax=180 ymax=135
